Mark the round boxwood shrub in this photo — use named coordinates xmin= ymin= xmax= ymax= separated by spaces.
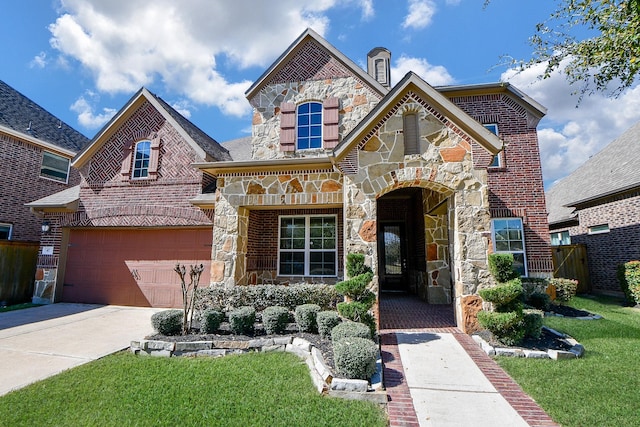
xmin=316 ymin=310 xmax=341 ymax=339
xmin=294 ymin=304 xmax=321 ymax=333
xmin=331 ymin=321 xmax=371 ymax=342
xmin=477 ymin=310 xmax=525 ymax=346
xmin=198 ymin=308 xmax=224 ymax=334
xmin=333 ymin=337 xmax=378 ymax=380
xmin=526 ymin=291 xmax=551 ymax=311
xmin=262 ymin=306 xmax=291 ymax=335
xmin=228 ymin=306 xmax=256 ymax=335
xmin=151 ymin=309 xmax=183 ymax=336
xmin=523 ymin=309 xmax=544 ymax=339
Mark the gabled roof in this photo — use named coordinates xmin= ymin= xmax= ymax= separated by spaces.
xmin=0 ymin=80 xmax=89 ymax=155
xmin=546 ymin=120 xmax=640 ymax=225
xmin=245 ymin=28 xmax=388 ymax=101
xmin=333 ymin=72 xmax=504 ymax=161
xmin=73 ymin=88 xmax=231 ymax=168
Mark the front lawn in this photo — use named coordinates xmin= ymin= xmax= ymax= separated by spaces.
xmin=498 ymin=295 xmax=640 ymax=427
xmin=0 ymin=351 xmax=387 ymax=427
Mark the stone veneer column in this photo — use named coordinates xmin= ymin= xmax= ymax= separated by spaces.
xmin=211 ymin=198 xmax=249 ymax=288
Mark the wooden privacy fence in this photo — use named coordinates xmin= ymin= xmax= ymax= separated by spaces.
xmin=551 ymin=244 xmax=591 ymax=293
xmin=0 ymin=241 xmax=39 ymax=305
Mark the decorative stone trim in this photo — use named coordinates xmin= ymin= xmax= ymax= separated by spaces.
xmin=472 ymin=326 xmax=585 ymax=360
xmin=130 ymin=336 xmax=386 ymax=404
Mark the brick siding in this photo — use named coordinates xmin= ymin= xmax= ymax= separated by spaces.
xmin=448 ymin=93 xmax=553 ymax=275
xmin=0 ymin=132 xmax=80 ymax=242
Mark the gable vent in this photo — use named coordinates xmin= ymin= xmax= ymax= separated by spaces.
xmin=367 ymin=47 xmax=391 ymax=88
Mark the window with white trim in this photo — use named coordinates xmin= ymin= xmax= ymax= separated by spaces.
xmin=483 ymin=124 xmax=502 ymax=168
xmin=550 ymin=231 xmax=571 ymax=246
xmin=492 ymin=218 xmax=527 ymax=276
xmin=278 ymin=215 xmax=337 ymax=276
xmin=588 ymin=224 xmax=610 ymax=234
xmin=132 ymin=140 xmax=151 ymax=179
xmin=403 ymin=113 xmax=420 ymax=155
xmin=297 ymin=102 xmax=323 ymax=150
xmin=40 ymin=151 xmax=70 ymax=183
xmin=0 ymin=223 xmax=12 ymax=240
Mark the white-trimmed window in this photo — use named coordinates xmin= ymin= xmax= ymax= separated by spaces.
xmin=0 ymin=223 xmax=12 ymax=240
xmin=588 ymin=224 xmax=610 ymax=234
xmin=550 ymin=231 xmax=571 ymax=246
xmin=484 ymin=124 xmax=502 ymax=168
xmin=297 ymin=102 xmax=323 ymax=150
xmin=278 ymin=215 xmax=337 ymax=276
xmin=403 ymin=113 xmax=420 ymax=155
xmin=492 ymin=218 xmax=527 ymax=276
xmin=40 ymin=151 xmax=70 ymax=183
xmin=132 ymin=140 xmax=151 ymax=179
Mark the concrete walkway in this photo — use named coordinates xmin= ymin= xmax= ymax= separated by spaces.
xmin=0 ymin=303 xmax=160 ymax=396
xmin=380 ymin=294 xmax=559 ymax=427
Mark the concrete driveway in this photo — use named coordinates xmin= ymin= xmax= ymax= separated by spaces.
xmin=0 ymin=303 xmax=161 ymax=396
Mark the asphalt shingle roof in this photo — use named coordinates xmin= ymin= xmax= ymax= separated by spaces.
xmin=0 ymin=80 xmax=90 ymax=152
xmin=546 ymin=120 xmax=640 ymax=224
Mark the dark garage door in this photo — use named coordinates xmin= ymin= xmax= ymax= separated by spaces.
xmin=63 ymin=228 xmax=212 ymax=307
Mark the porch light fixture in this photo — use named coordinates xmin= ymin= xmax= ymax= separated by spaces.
xmin=41 ymin=220 xmax=51 ymax=234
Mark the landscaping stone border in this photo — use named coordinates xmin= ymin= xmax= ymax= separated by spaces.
xmin=472 ymin=326 xmax=585 ymax=360
xmin=130 ymin=336 xmax=386 ymax=404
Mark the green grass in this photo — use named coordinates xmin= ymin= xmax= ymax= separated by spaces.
xmin=498 ymin=295 xmax=640 ymax=427
xmin=0 ymin=351 xmax=387 ymax=427
xmin=0 ymin=303 xmax=42 ymax=313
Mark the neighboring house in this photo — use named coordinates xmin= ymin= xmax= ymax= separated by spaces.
xmin=0 ymin=80 xmax=89 ymax=242
xmin=0 ymin=80 xmax=89 ymax=304
xmin=546 ymin=120 xmax=640 ymax=295
xmin=29 ymin=29 xmax=552 ymax=330
xmin=27 ymin=88 xmax=231 ymax=306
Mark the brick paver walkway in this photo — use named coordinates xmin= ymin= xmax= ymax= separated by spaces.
xmin=379 ymin=293 xmax=559 ymax=427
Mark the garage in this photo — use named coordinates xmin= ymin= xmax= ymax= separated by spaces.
xmin=62 ymin=228 xmax=212 ymax=307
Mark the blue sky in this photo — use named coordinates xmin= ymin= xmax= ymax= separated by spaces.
xmin=2 ymin=0 xmax=639 ymax=188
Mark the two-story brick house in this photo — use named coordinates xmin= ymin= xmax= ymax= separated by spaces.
xmin=29 ymin=29 xmax=552 ymax=329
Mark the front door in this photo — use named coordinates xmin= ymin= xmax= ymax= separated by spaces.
xmin=379 ymin=223 xmax=407 ymax=291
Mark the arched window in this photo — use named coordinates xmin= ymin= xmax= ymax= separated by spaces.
xmin=403 ymin=113 xmax=419 ymax=155
xmin=297 ymin=102 xmax=323 ymax=150
xmin=132 ymin=140 xmax=151 ymax=179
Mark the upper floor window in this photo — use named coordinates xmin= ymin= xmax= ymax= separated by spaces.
xmin=297 ymin=102 xmax=323 ymax=150
xmin=403 ymin=113 xmax=420 ymax=155
xmin=0 ymin=223 xmax=12 ymax=240
xmin=132 ymin=140 xmax=151 ymax=179
xmin=484 ymin=124 xmax=502 ymax=168
xmin=588 ymin=224 xmax=610 ymax=234
xmin=40 ymin=151 xmax=70 ymax=183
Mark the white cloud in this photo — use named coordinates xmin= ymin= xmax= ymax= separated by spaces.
xmin=402 ymin=0 xmax=436 ymax=29
xmin=47 ymin=0 xmax=376 ymax=118
xmin=30 ymin=52 xmax=47 ymax=69
xmin=502 ymin=63 xmax=640 ymax=187
xmin=391 ymin=55 xmax=455 ymax=86
xmin=70 ymin=91 xmax=116 ymax=129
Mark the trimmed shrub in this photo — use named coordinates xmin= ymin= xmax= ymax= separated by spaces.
xmin=331 ymin=321 xmax=372 ymax=341
xmin=198 ymin=308 xmax=224 ymax=334
xmin=295 ymin=304 xmax=321 ymax=333
xmin=488 ymin=253 xmax=519 ymax=283
xmin=335 ymin=272 xmax=374 ymax=303
xmin=151 ymin=309 xmax=183 ymax=336
xmin=551 ymin=278 xmax=578 ymax=303
xmin=333 ymin=337 xmax=378 ymax=380
xmin=477 ymin=310 xmax=525 ymax=346
xmin=523 ymin=309 xmax=544 ymax=339
xmin=521 ymin=277 xmax=549 ymax=299
xmin=337 ymin=301 xmax=377 ymax=336
xmin=195 ymin=284 xmax=341 ymax=312
xmin=526 ymin=291 xmax=551 ymax=311
xmin=346 ymin=253 xmax=372 ymax=278
xmin=478 ymin=279 xmax=523 ymax=308
xmin=617 ymin=261 xmax=640 ymax=305
xmin=262 ymin=306 xmax=291 ymax=335
xmin=316 ymin=310 xmax=341 ymax=339
xmin=228 ymin=306 xmax=256 ymax=335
